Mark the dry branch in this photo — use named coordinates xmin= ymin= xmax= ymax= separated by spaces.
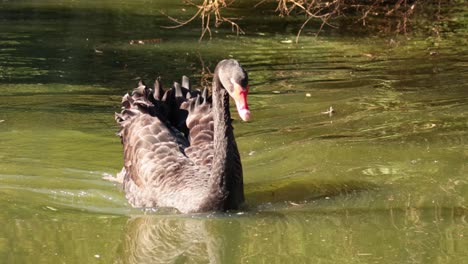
xmin=162 ymin=0 xmax=433 ymax=42
xmin=162 ymin=0 xmax=244 ymax=41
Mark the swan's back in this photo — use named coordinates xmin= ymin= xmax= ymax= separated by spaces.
xmin=115 ymin=79 xmax=230 ymax=213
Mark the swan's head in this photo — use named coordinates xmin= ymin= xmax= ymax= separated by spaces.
xmin=217 ymin=59 xmax=250 ymax=122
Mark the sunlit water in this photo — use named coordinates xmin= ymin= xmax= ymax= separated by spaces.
xmin=0 ymin=1 xmax=467 ymax=263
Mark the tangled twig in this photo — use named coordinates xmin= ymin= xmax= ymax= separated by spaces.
xmin=276 ymin=0 xmax=419 ymax=42
xmin=162 ymin=0 xmax=244 ymax=42
xmin=161 ymin=0 xmax=427 ymax=43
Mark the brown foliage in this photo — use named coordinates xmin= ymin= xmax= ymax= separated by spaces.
xmin=162 ymin=0 xmax=244 ymax=42
xmin=164 ymin=0 xmax=444 ymax=42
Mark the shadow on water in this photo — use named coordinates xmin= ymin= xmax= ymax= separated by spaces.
xmin=0 ymin=4 xmax=218 ymax=87
xmin=244 ymin=176 xmax=377 ymax=209
xmin=0 ymin=3 xmax=314 ymax=89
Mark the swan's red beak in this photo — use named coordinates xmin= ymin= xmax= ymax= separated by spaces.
xmin=231 ymin=82 xmax=250 ymax=122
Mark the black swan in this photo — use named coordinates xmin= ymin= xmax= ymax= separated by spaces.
xmin=111 ymin=59 xmax=250 ymax=213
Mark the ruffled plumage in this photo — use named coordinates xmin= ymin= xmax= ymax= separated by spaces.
xmin=111 ymin=60 xmax=249 ymax=213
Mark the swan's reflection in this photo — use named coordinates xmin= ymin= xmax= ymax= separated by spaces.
xmin=121 ymin=215 xmax=232 ymax=264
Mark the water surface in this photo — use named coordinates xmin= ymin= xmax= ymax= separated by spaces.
xmin=0 ymin=1 xmax=467 ymax=263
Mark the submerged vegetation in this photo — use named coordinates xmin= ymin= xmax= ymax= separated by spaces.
xmin=165 ymin=0 xmax=466 ymax=42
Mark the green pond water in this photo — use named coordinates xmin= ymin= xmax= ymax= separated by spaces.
xmin=1 ymin=1 xmax=467 ymax=263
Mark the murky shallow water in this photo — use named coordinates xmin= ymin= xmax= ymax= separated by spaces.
xmin=0 ymin=1 xmax=467 ymax=263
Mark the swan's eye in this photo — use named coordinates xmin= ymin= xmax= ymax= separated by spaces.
xmin=239 ymin=85 xmax=249 ymax=97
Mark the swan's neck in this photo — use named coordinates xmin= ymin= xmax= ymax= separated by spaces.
xmin=210 ymin=76 xmax=235 ymax=204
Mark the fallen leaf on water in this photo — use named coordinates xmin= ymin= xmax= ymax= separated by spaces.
xmin=129 ymin=38 xmax=163 ymax=45
xmin=321 ymin=106 xmax=336 ymax=117
xmin=45 ymin=206 xmax=58 ymax=211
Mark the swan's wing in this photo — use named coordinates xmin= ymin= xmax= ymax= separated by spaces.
xmin=121 ymin=114 xmax=217 ymax=210
xmin=122 ymin=114 xmax=189 ymax=187
xmin=181 ymin=88 xmax=215 ymax=167
xmin=116 ymin=82 xmax=187 ymax=179
xmin=115 ymin=81 xmax=214 ymax=210
xmin=158 ymin=77 xmax=215 ymax=168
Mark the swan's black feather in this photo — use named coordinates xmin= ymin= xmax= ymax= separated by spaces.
xmin=114 ymin=60 xmax=247 ymax=213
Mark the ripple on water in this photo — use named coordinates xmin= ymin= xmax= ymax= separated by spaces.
xmin=0 ymin=2 xmax=467 ymax=262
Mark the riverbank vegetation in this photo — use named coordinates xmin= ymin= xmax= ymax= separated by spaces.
xmin=164 ymin=0 xmax=466 ymax=42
